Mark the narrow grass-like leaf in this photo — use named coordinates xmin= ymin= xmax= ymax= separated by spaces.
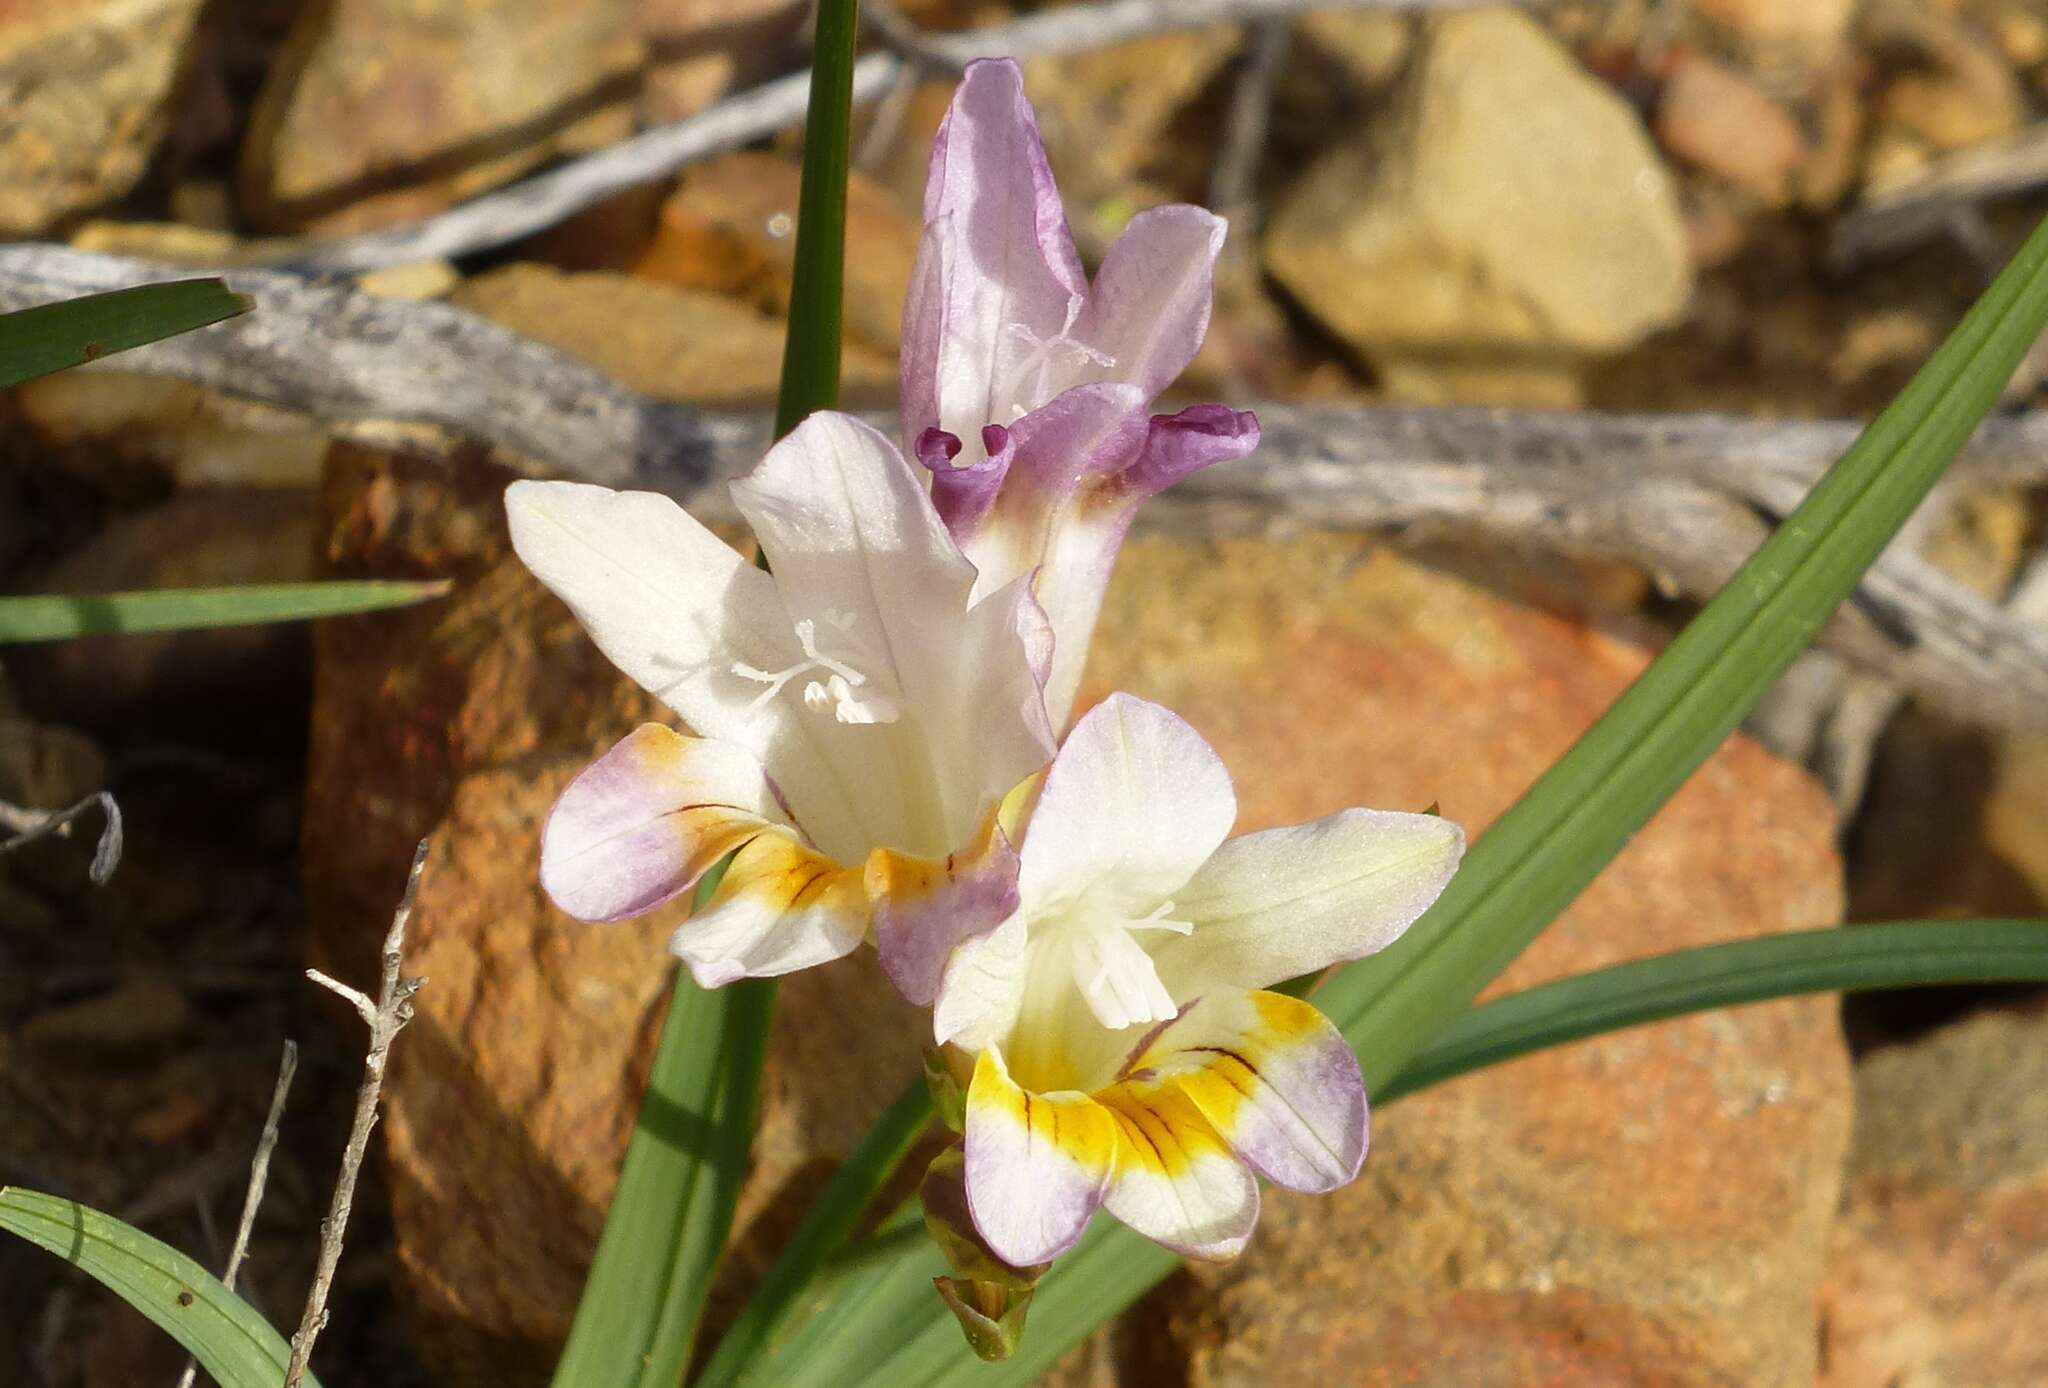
xmin=0 ymin=580 xmax=451 ymax=642
xmin=0 ymin=279 xmax=249 ymax=389
xmin=0 ymin=1188 xmax=316 ymax=1388
xmin=1380 ymin=918 xmax=2048 ymax=1103
xmin=773 ymin=0 xmax=858 ymax=436
xmin=772 ymin=918 xmax=2048 ymax=1388
xmin=696 ymin=1084 xmax=934 ymax=1387
xmin=738 ymin=214 xmax=2048 ymax=1385
xmin=550 ymin=966 xmax=772 ymax=1388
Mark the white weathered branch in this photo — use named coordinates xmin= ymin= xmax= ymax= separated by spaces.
xmin=3 ymin=243 xmax=2046 ymax=733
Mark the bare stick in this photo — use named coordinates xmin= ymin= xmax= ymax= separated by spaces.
xmin=275 ymin=0 xmax=1509 ymax=274
xmin=287 ymin=841 xmax=430 ymax=1388
xmin=1831 ymin=122 xmax=2048 ymax=270
xmin=1208 ymin=19 xmax=1294 ymax=220
xmin=0 ymin=791 xmax=123 ymax=885
xmin=173 ymin=1041 xmax=298 ymax=1388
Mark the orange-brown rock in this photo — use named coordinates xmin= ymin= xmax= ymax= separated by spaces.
xmin=1818 ymin=1006 xmax=2048 ymax=1388
xmin=633 ymin=152 xmax=922 ymax=354
xmin=305 ymin=457 xmax=1850 ymax=1384
xmin=1079 ymin=536 xmax=1851 ymax=1388
xmin=240 ymin=0 xmax=644 ymax=233
xmin=304 ymin=443 xmax=931 ymax=1383
xmin=1655 ymin=52 xmax=1807 ymax=205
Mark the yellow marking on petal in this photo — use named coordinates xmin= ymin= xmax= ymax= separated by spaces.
xmin=1095 ymin=1078 xmax=1232 ymax=1183
xmin=1121 ymin=990 xmax=1334 ymax=1153
xmin=970 ymin=1049 xmax=1118 ymax=1174
xmin=700 ymin=827 xmax=867 ymax=924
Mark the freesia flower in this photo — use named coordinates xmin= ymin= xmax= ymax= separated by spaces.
xmin=506 ymin=411 xmax=1055 ymax=987
xmin=902 ymin=59 xmax=1261 ymax=727
xmin=931 ymin=694 xmax=1463 ymax=1266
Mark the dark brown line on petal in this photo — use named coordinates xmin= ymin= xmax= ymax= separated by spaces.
xmin=785 ymin=861 xmax=836 ymax=908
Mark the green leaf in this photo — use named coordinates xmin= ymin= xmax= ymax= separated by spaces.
xmin=0 ymin=1188 xmax=317 ymax=1388
xmin=695 ymin=1083 xmax=934 ymax=1387
xmin=1380 ymin=918 xmax=2048 ymax=1103
xmin=560 ymin=0 xmax=860 ymax=1374
xmin=0 ymin=580 xmax=451 ymax=643
xmin=0 ymin=279 xmax=249 ymax=390
xmin=773 ymin=0 xmax=859 ymax=437
xmin=550 ymin=969 xmax=773 ymax=1388
xmin=736 ymin=211 xmax=2048 ymax=1385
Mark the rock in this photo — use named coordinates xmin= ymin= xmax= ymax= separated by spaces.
xmin=1691 ymin=0 xmax=1858 ymax=56
xmin=12 ymin=372 xmax=331 ymax=491
xmin=1818 ymin=1007 xmax=2048 ymax=1388
xmin=8 ymin=489 xmax=319 ymax=733
xmin=0 ymin=0 xmax=208 ymax=236
xmin=1024 ymin=26 xmax=1243 ymax=210
xmin=1656 ymin=52 xmax=1807 ymax=205
xmin=240 ymin=0 xmax=644 ymax=234
xmin=1077 ymin=535 xmax=1850 ymax=1388
xmin=449 ymin=262 xmax=898 ymax=409
xmin=19 ymin=975 xmax=193 ymax=1064
xmin=304 ymin=438 xmax=1849 ymax=1383
xmin=634 ymin=0 xmax=808 ymax=125
xmin=632 ymin=152 xmax=922 ymax=353
xmin=1265 ymin=10 xmax=1692 ymax=407
xmin=302 ymin=441 xmax=933 ymax=1383
xmin=1294 ymin=11 xmax=1416 ymax=88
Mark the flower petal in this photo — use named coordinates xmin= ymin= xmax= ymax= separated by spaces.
xmin=539 ymin=723 xmax=791 ymax=923
xmin=1070 ymin=205 xmax=1226 ymax=400
xmin=730 ymin=412 xmax=1054 ymax=858
xmin=871 ymin=813 xmax=1022 ymax=1007
xmin=1129 ymin=988 xmax=1367 ymax=1193
xmin=1018 ymin=693 xmax=1236 ymax=914
xmin=933 ymin=907 xmax=1030 ymax=1052
xmin=1095 ymin=1075 xmax=1258 ymax=1260
xmin=1153 ymin=809 xmax=1465 ymax=1000
xmin=963 ymin=1047 xmax=1117 ymax=1266
xmin=1030 ymin=405 xmax=1259 ymax=726
xmin=904 ymin=58 xmax=1088 ymax=453
xmin=504 ymin=478 xmax=798 ymax=747
xmin=673 ymin=827 xmax=868 ymax=987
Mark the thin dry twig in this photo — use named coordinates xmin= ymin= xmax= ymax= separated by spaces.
xmin=287 ymin=842 xmax=430 ymax=1388
xmin=173 ymin=1041 xmax=298 ymax=1388
xmin=1830 ymin=120 xmax=2048 ymax=270
xmin=274 ymin=0 xmax=1505 ymax=275
xmin=1208 ymin=19 xmax=1294 ymax=220
xmin=0 ymin=791 xmax=123 ymax=885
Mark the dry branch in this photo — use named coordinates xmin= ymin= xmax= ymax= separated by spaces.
xmin=289 ymin=842 xmax=429 ymax=1388
xmin=173 ymin=1041 xmax=298 ymax=1388
xmin=3 ymin=244 xmax=2047 ymax=733
xmin=275 ymin=0 xmax=1498 ymax=275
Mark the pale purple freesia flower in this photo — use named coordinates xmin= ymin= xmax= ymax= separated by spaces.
xmin=901 ymin=58 xmax=1261 ymax=727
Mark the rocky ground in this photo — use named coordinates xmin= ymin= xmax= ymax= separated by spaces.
xmin=3 ymin=1 xmax=2048 ymax=1386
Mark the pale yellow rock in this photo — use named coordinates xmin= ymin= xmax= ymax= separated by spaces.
xmin=0 ymin=0 xmax=208 ymax=236
xmin=355 ymin=260 xmax=463 ymax=302
xmin=1266 ymin=9 xmax=1692 ymax=394
xmin=449 ymin=263 xmax=898 ymax=409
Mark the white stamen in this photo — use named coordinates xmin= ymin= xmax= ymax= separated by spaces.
xmin=732 ymin=617 xmax=899 ymax=722
xmin=994 ymin=297 xmax=1120 ymax=420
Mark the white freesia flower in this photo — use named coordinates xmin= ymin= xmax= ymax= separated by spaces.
xmin=932 ymin=694 xmax=1464 ymax=1265
xmin=506 ymin=411 xmax=1054 ymax=987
